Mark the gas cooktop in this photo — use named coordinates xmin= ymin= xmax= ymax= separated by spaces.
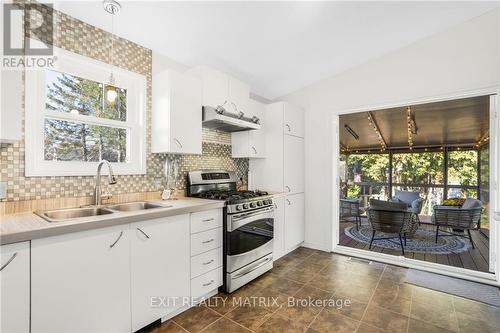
xmin=192 ymin=190 xmax=270 ymax=204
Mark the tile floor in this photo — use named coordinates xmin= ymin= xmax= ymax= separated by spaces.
xmin=149 ymin=247 xmax=500 ymax=333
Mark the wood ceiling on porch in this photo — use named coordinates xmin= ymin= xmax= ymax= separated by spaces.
xmin=340 ymin=95 xmax=490 ymax=152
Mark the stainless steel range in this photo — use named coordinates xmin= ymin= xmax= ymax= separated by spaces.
xmin=187 ymin=170 xmax=274 ymax=293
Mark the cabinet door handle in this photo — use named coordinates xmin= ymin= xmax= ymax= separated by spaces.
xmin=202 ymin=218 xmax=215 ymax=223
xmin=252 ymin=146 xmax=257 ymax=154
xmin=202 ymin=280 xmax=215 ymax=287
xmin=110 ymin=231 xmax=123 ymax=248
xmin=137 ymin=227 xmax=151 ymax=239
xmin=286 ymin=199 xmax=291 ymax=205
xmin=173 ymin=138 xmax=183 ymax=149
xmin=0 ymin=252 xmax=18 ymax=272
xmin=202 ymin=238 xmax=215 ymax=244
xmin=274 ymin=203 xmax=278 ymax=209
xmin=285 ymin=124 xmax=291 ymax=132
xmin=285 ymin=185 xmax=291 ymax=192
xmin=202 ymin=259 xmax=215 ymax=265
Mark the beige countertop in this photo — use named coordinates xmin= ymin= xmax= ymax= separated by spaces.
xmin=0 ymin=198 xmax=225 ymax=246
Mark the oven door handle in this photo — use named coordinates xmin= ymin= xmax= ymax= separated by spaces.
xmin=229 ymin=210 xmax=274 ymax=232
xmin=232 ymin=255 xmax=273 ymax=280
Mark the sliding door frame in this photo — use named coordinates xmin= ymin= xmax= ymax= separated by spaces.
xmin=331 ymin=86 xmax=500 ymax=286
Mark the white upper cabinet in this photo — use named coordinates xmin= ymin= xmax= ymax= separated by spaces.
xmin=31 ymin=225 xmax=131 ymax=333
xmin=228 ymin=76 xmax=250 ymax=117
xmin=1 ymin=241 xmax=30 ymax=333
xmin=188 ymin=66 xmax=229 ymax=111
xmin=130 ymin=215 xmax=190 ymax=332
xmin=232 ymin=99 xmax=266 ymax=158
xmin=283 ymin=102 xmax=305 ymax=138
xmin=284 ymin=135 xmax=305 ymax=194
xmin=0 ymin=70 xmax=23 ymax=143
xmin=152 ymin=68 xmax=202 ymax=155
xmin=187 ymin=66 xmax=250 ymax=118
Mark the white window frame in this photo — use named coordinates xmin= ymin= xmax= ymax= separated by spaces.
xmin=25 ymin=46 xmax=147 ymax=176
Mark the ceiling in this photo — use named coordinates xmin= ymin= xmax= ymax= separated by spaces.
xmin=339 ymin=95 xmax=491 ymax=152
xmin=53 ymin=1 xmax=499 ymax=100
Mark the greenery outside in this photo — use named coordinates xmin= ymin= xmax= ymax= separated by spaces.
xmin=44 ymin=70 xmax=127 ymax=162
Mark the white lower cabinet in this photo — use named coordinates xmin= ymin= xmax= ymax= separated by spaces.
xmin=130 ymin=214 xmax=190 ymax=332
xmin=284 ymin=193 xmax=305 ymax=251
xmin=31 ymin=225 xmax=131 ymax=333
xmin=272 ymin=197 xmax=285 ymax=260
xmin=0 ymin=241 xmax=30 ymax=333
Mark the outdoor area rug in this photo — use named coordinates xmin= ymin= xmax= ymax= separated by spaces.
xmin=405 ymin=269 xmax=500 ymax=307
xmin=344 ymin=224 xmax=471 ymax=254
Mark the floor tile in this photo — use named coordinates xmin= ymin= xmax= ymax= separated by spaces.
xmin=201 ymin=318 xmax=251 ymax=333
xmin=356 ymin=323 xmax=387 ymax=333
xmin=282 ymin=263 xmax=324 ymax=283
xmin=408 ymin=318 xmax=455 ymax=333
xmin=380 ymin=265 xmax=408 ymax=283
xmin=149 ymin=321 xmax=187 ymax=333
xmin=453 ymin=296 xmax=500 ymax=328
xmin=362 ymin=303 xmax=409 ymax=333
xmin=172 ymin=306 xmax=221 ymax=333
xmin=375 ymin=279 xmax=413 ymax=300
xmin=409 ymin=301 xmax=458 ymax=332
xmin=370 ymin=287 xmax=411 ymax=316
xmin=411 ymin=286 xmax=453 ymax=308
xmin=326 ymin=295 xmax=367 ymax=321
xmin=456 ymin=313 xmax=498 ymax=333
xmin=253 ymin=273 xmax=304 ymax=296
xmin=225 ymin=305 xmax=273 ymax=331
xmin=308 ymin=309 xmax=359 ymax=332
xmin=257 ymin=312 xmax=310 ymax=333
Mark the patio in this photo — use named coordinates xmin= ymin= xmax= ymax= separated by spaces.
xmin=338 ymin=95 xmax=491 ymax=273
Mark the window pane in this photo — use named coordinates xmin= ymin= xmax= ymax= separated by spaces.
xmin=104 ymin=85 xmax=127 ymax=122
xmin=45 ymin=119 xmax=127 ymax=162
xmin=447 ymin=188 xmax=477 ymax=199
xmin=447 ymin=150 xmax=478 ymax=186
xmin=45 ymin=70 xmax=127 ymax=121
xmin=393 ymin=185 xmax=444 ymax=216
xmin=392 ymin=152 xmax=444 ymax=185
xmin=347 ymin=154 xmax=389 ymax=183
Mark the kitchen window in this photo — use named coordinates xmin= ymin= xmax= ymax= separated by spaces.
xmin=25 ymin=47 xmax=147 ymax=176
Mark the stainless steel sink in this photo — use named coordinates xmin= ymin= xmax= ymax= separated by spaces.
xmin=106 ymin=201 xmax=170 ymax=212
xmin=38 ymin=207 xmax=115 ymax=222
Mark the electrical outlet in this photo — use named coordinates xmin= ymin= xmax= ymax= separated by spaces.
xmin=0 ymin=181 xmax=7 ymax=199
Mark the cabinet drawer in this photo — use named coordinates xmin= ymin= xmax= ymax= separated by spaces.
xmin=191 ymin=228 xmax=222 ymax=256
xmin=191 ymin=209 xmax=223 ymax=234
xmin=191 ymin=247 xmax=222 ymax=278
xmin=191 ymin=267 xmax=223 ymax=298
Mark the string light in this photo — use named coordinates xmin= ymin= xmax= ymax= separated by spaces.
xmin=367 ymin=112 xmax=387 ymax=151
xmin=407 ymin=106 xmax=414 ymax=150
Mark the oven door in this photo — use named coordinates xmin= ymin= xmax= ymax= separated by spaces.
xmin=226 ymin=206 xmax=274 ymax=273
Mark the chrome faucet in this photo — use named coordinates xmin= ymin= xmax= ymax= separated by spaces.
xmin=94 ymin=160 xmax=117 ymax=206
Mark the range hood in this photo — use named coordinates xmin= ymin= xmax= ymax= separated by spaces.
xmin=202 ymin=106 xmax=262 ymax=132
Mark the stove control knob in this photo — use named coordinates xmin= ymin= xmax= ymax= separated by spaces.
xmin=243 ymin=204 xmax=249 ymax=209
xmin=236 ymin=205 xmax=243 ymax=211
xmin=264 ymin=199 xmax=271 ymax=205
xmin=257 ymin=201 xmax=263 ymax=206
xmin=250 ymin=202 xmax=257 ymax=208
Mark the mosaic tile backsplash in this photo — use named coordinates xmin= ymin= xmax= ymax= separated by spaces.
xmin=0 ymin=2 xmax=248 ymax=202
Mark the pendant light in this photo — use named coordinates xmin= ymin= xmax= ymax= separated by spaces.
xmin=103 ymin=0 xmax=121 ymax=104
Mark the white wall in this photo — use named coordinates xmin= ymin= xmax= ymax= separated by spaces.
xmin=281 ymin=8 xmax=500 ymax=251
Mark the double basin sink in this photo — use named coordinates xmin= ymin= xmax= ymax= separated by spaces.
xmin=38 ymin=202 xmax=172 ymax=223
